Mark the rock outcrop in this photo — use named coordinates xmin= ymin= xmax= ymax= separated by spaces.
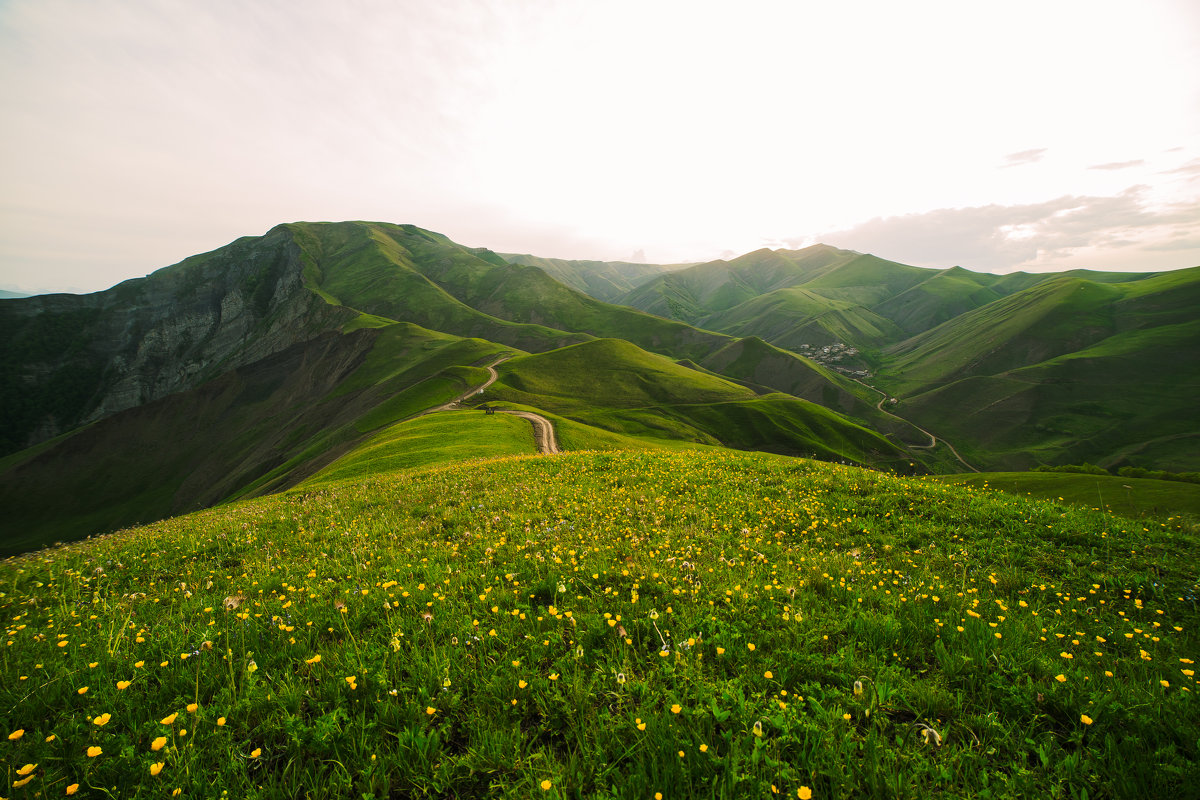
xmin=0 ymin=225 xmax=350 ymax=454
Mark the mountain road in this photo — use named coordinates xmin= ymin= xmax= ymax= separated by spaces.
xmin=425 ymin=355 xmax=560 ymax=455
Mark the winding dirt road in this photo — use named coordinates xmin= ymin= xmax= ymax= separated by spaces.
xmin=496 ymin=410 xmax=560 ymax=455
xmin=426 ymin=354 xmax=560 ymax=455
xmin=852 ymin=378 xmax=979 ymax=472
xmin=424 ymin=356 xmax=509 ymax=414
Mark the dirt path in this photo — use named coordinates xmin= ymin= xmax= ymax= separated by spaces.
xmin=422 ymin=354 xmax=559 ymax=455
xmin=424 ymin=356 xmax=509 ymax=414
xmin=852 ymin=378 xmax=979 ymax=472
xmin=496 ymin=410 xmax=560 ymax=455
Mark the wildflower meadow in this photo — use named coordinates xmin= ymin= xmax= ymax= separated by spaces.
xmin=2 ymin=450 xmax=1197 ymax=798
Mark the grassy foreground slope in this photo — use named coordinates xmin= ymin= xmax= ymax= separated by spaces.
xmin=1 ymin=451 xmax=1196 ymax=798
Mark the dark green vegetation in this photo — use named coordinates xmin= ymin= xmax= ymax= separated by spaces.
xmin=2 ymin=450 xmax=1197 ymax=798
xmin=2 ymin=219 xmax=1196 ymax=555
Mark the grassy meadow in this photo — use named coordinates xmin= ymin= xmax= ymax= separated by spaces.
xmin=2 ymin=449 xmax=1198 ymax=798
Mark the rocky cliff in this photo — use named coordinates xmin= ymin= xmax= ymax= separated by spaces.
xmin=0 ymin=225 xmax=350 ymax=454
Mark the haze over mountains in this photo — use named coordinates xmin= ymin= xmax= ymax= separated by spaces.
xmin=2 ymin=220 xmax=1197 ymax=554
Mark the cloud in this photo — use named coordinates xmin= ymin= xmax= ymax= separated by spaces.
xmin=806 ymin=187 xmax=1200 ymax=272
xmin=1001 ymin=148 xmax=1048 ymax=168
xmin=1089 ymin=160 xmax=1145 ymax=171
xmin=1164 ymin=158 xmax=1200 ymax=175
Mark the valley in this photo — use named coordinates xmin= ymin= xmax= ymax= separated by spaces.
xmin=2 ymin=220 xmax=1196 ymax=554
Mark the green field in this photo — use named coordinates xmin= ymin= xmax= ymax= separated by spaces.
xmin=2 ymin=450 xmax=1197 ymax=798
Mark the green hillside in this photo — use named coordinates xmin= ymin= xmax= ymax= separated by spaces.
xmin=2 ymin=450 xmax=1196 ymax=798
xmin=872 ymin=267 xmax=1003 ymax=336
xmin=303 ymin=410 xmax=538 ymax=486
xmin=701 ymin=288 xmax=903 ymax=349
xmin=619 ymin=245 xmax=860 ymax=322
xmin=881 ymin=276 xmax=1127 ymax=393
xmin=897 ymin=317 xmax=1200 ymax=471
xmin=698 ymin=337 xmax=932 ymax=447
xmin=881 ymin=267 xmax=1200 ymax=470
xmin=0 ymin=322 xmax=511 ymax=556
xmin=477 ymin=339 xmax=911 ymax=469
xmin=499 ymin=252 xmax=671 ymax=302
xmin=487 ymin=338 xmax=755 ymax=411
xmin=295 ymin=222 xmax=731 ymax=362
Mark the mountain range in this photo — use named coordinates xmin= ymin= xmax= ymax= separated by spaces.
xmin=2 ymin=220 xmax=1196 ymax=554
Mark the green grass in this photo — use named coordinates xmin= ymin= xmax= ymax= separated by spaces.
xmin=934 ymin=472 xmax=1200 ymax=520
xmin=303 ymin=411 xmax=536 ymax=486
xmin=703 ymin=287 xmax=902 ymax=350
xmin=490 ymin=338 xmax=755 ymax=412
xmin=481 ymin=340 xmax=911 ymax=469
xmin=2 ymin=450 xmax=1197 ymax=798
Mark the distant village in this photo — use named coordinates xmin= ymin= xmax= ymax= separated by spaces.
xmin=797 ymin=342 xmax=871 ymax=378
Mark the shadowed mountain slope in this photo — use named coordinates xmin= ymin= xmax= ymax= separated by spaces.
xmin=884 ymin=267 xmax=1200 ymax=471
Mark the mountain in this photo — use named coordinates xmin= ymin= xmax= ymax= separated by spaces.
xmin=0 ymin=225 xmax=346 ymax=454
xmin=886 ymin=267 xmax=1200 ymax=470
xmin=609 ymin=244 xmax=1197 ymax=472
xmin=3 ymin=220 xmax=1195 ymax=554
xmin=0 ymin=222 xmax=913 ymax=554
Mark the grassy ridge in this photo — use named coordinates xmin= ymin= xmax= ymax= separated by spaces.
xmin=294 ymin=222 xmax=730 ymax=362
xmin=304 ymin=411 xmax=537 ymax=486
xmin=481 ymin=339 xmax=910 ymax=468
xmin=491 ymin=339 xmax=755 ymax=411
xmin=897 ymin=317 xmax=1200 ymax=471
xmin=2 ymin=450 xmax=1196 ymax=798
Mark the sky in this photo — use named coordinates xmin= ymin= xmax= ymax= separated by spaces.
xmin=2 ymin=0 xmax=1199 ymax=294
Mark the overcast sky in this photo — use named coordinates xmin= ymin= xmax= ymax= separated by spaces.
xmin=2 ymin=0 xmax=1199 ymax=293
